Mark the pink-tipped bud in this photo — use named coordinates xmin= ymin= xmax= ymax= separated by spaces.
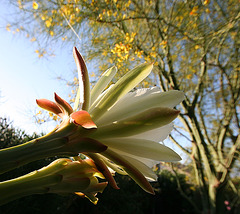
xmin=54 ymin=93 xmax=73 ymax=115
xmin=36 ymin=99 xmax=62 ymax=116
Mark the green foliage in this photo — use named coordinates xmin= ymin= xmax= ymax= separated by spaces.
xmin=0 ymin=117 xmax=31 ymax=149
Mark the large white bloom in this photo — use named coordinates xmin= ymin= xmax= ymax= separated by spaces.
xmin=37 ymin=47 xmax=185 ymax=194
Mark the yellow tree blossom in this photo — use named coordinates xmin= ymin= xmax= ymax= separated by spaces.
xmin=203 ymin=0 xmax=210 ymax=5
xmin=190 ymin=6 xmax=198 ymax=16
xmin=45 ymin=19 xmax=52 ymax=28
xmin=32 ymin=1 xmax=38 ymax=10
xmin=6 ymin=24 xmax=11 ymax=32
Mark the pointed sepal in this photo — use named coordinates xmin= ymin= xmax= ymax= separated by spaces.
xmin=54 ymin=93 xmax=73 ymax=115
xmin=103 ymin=149 xmax=155 ymax=194
xmin=36 ymin=98 xmax=63 ymax=117
xmin=73 ymin=47 xmax=90 ymax=111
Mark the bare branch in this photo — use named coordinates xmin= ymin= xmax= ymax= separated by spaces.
xmin=169 ymin=134 xmax=191 ymax=155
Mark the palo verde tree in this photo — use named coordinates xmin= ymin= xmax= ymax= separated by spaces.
xmin=6 ymin=0 xmax=240 ymax=213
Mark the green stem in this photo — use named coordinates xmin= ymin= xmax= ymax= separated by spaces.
xmin=0 ymin=137 xmax=71 ymax=174
xmin=0 ymin=123 xmax=106 ymax=174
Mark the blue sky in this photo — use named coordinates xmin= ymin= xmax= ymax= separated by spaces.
xmin=0 ymin=3 xmax=77 ymax=134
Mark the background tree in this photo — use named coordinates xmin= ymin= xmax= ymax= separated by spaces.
xmin=5 ymin=0 xmax=240 ymax=213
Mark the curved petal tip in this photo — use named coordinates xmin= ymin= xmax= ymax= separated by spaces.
xmin=71 ymin=111 xmax=97 ymax=129
xmin=36 ymin=98 xmax=62 ymax=115
xmin=54 ymin=93 xmax=73 ymax=115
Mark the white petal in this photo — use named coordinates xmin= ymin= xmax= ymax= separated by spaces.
xmin=111 ymin=151 xmax=159 ymax=170
xmin=90 ymin=64 xmax=153 ymax=121
xmin=119 ymin=154 xmax=158 ymax=181
xmin=91 ymin=107 xmax=179 ymax=139
xmin=102 ymin=149 xmax=155 ymax=193
xmin=131 ymin=156 xmax=159 ymax=168
xmin=130 ymin=123 xmax=173 ymax=142
xmin=101 ymin=138 xmax=181 ymax=161
xmin=89 ymin=84 xmax=114 ymax=112
xmin=96 ymin=88 xmax=184 ymax=126
xmin=90 ymin=66 xmax=117 ymax=106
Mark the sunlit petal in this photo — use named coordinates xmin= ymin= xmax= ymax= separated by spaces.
xmin=91 ymin=107 xmax=179 ymax=139
xmin=96 ymin=88 xmax=184 ymax=125
xmin=91 ymin=63 xmax=153 ymax=121
xmin=89 ymin=84 xmax=114 ymax=113
xmin=90 ymin=66 xmax=117 ymax=106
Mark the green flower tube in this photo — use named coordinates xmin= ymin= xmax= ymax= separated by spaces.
xmin=0 ymin=158 xmax=107 ymax=205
